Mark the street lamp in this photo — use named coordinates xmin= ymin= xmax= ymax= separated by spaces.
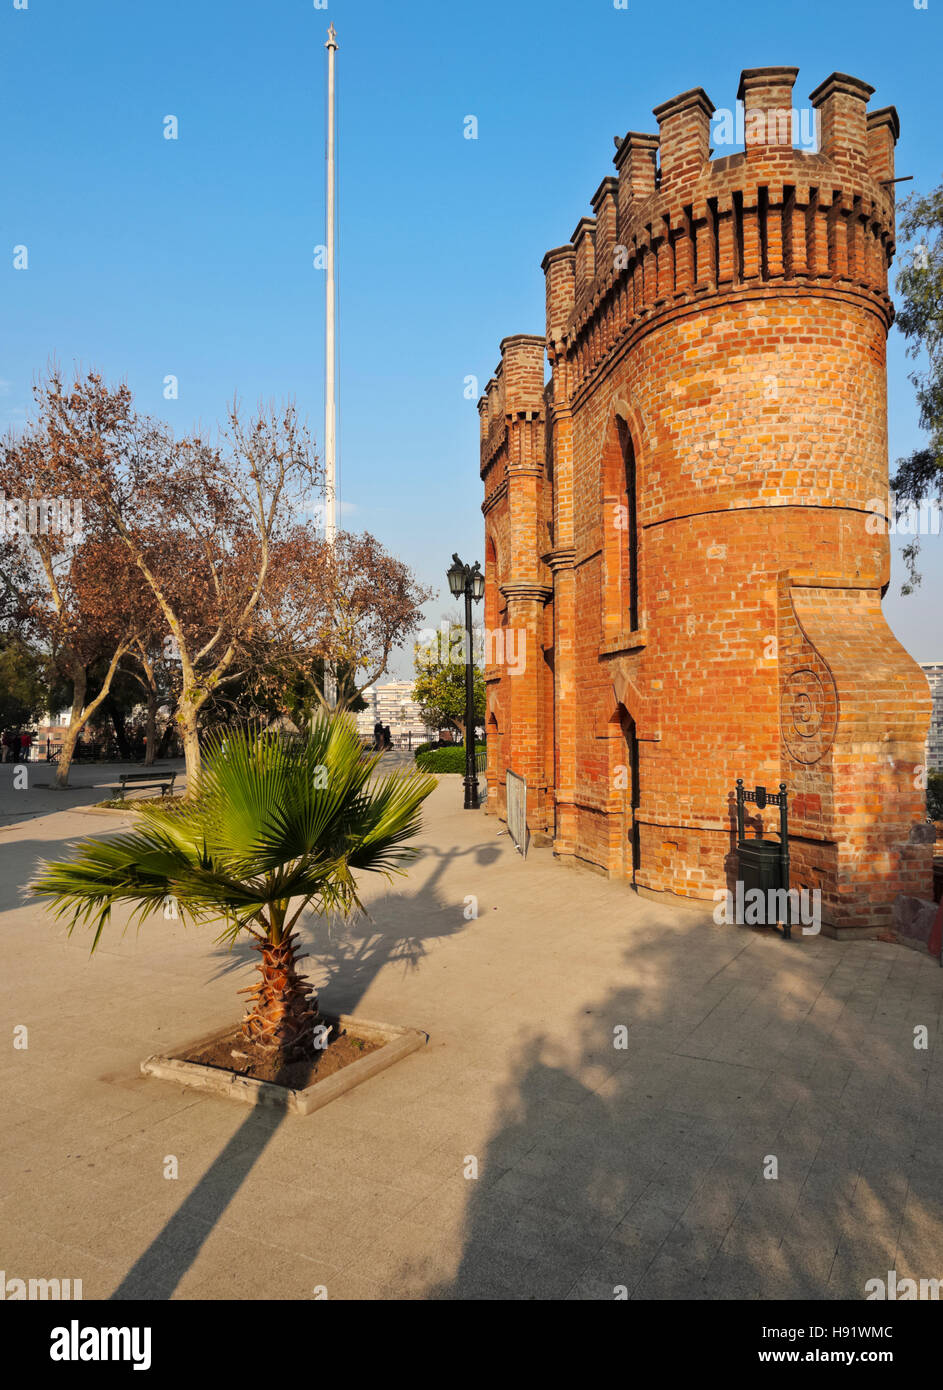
xmin=447 ymin=553 xmax=484 ymax=809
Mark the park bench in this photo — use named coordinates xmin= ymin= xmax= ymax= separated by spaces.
xmin=115 ymin=770 xmax=177 ymax=801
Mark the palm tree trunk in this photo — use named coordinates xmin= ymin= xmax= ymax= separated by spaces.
xmin=239 ymin=932 xmax=319 ymax=1058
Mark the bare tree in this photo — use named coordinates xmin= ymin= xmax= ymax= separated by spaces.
xmin=36 ymin=371 xmax=321 ymax=790
xmin=256 ymin=527 xmax=433 ymax=715
xmin=0 ymin=422 xmax=153 ymax=786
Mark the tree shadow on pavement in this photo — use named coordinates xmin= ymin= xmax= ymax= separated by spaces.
xmin=422 ymin=924 xmax=943 ymax=1300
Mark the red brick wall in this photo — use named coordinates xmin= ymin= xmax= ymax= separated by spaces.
xmin=480 ymin=67 xmax=932 ymax=931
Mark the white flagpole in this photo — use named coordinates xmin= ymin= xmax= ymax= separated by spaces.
xmin=324 ymin=23 xmax=338 ymax=711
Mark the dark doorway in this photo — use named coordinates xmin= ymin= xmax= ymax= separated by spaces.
xmin=620 ymin=707 xmax=640 ymax=882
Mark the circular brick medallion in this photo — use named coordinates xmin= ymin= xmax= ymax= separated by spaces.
xmin=780 ymin=667 xmax=837 ymax=764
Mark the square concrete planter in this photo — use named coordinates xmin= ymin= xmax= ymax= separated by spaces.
xmin=141 ymin=1013 xmax=426 ymax=1116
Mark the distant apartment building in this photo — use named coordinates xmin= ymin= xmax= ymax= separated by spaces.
xmin=921 ymin=662 xmax=943 ymax=771
xmin=356 ymin=681 xmax=435 ymax=744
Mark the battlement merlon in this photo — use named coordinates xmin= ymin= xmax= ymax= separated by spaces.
xmin=477 ymin=388 xmax=491 ymax=445
xmin=652 ymin=86 xmax=714 ymax=189
xmin=809 ymin=71 xmax=875 ymax=178
xmin=738 ymin=67 xmax=800 ymax=158
xmin=541 ymin=245 xmax=576 ymax=351
xmin=867 ymin=105 xmax=900 ymax=191
xmin=613 ymin=131 xmax=660 ymax=235
xmin=591 ymin=177 xmax=619 ymax=270
xmin=571 ymin=217 xmax=597 ymax=301
xmin=477 ymin=370 xmax=504 ymax=476
xmin=477 ymin=371 xmax=503 ymax=447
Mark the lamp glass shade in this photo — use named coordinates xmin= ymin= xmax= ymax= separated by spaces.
xmin=471 ymin=568 xmax=485 ymax=602
xmin=446 ymin=559 xmax=466 ymax=598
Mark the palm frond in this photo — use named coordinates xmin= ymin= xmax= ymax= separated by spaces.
xmin=31 ymin=714 xmax=435 ymax=951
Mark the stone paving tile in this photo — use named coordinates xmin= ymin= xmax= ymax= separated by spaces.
xmin=0 ymin=1223 xmax=120 ymax=1298
xmin=705 ymin=1246 xmax=824 ymax=1300
xmin=826 ymin=1220 xmax=900 ymax=1299
xmin=583 ymin=1227 xmax=668 ymax=1289
xmin=632 ymin=1250 xmax=716 ymax=1300
xmin=3 ymin=777 xmax=943 ymax=1300
xmin=94 ymin=1214 xmax=215 ymax=1295
xmin=614 ymin=1193 xmax=682 ymax=1243
xmin=566 ymin=1275 xmax=627 ymax=1300
xmin=166 ymin=1231 xmax=343 ymax=1301
xmin=347 ymin=1228 xmax=461 ymax=1294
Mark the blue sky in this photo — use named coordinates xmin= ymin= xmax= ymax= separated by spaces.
xmin=3 ymin=0 xmax=941 ymax=676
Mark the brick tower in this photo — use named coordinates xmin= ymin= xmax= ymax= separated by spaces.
xmin=480 ymin=66 xmax=934 ymax=935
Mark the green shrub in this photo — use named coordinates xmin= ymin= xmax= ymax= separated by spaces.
xmin=415 ymin=744 xmax=485 ymax=774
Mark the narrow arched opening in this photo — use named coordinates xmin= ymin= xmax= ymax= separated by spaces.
xmin=619 ymin=419 xmax=639 ymax=632
xmin=618 ymin=704 xmax=641 ymax=882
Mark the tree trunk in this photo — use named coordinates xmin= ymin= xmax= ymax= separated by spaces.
xmin=55 ymin=715 xmax=85 ymax=788
xmin=54 ymin=646 xmax=129 ymax=787
xmin=144 ymin=690 xmax=157 ymax=766
xmin=177 ymin=702 xmax=201 ymax=797
xmin=239 ymin=932 xmax=319 ymax=1059
xmin=106 ymin=694 xmax=130 ymax=759
xmin=55 ymin=666 xmax=88 ymax=788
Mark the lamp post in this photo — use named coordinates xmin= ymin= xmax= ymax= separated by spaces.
xmin=446 ymin=553 xmax=484 ymax=809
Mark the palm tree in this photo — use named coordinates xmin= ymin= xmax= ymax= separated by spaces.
xmin=32 ymin=716 xmax=435 ymax=1061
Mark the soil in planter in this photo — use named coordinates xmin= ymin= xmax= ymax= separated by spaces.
xmin=178 ymin=1024 xmax=381 ymax=1088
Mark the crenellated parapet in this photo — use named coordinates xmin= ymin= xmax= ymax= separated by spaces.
xmin=543 ymin=66 xmax=900 ymax=399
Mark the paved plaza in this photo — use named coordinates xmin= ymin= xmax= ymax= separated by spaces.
xmin=1 ymin=764 xmax=942 ymax=1300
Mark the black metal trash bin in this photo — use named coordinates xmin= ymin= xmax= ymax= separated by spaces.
xmin=738 ymin=838 xmax=784 ymax=897
xmin=735 ymin=780 xmax=792 ymax=939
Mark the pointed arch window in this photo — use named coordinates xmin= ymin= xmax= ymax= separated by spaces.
xmin=619 ymin=419 xmax=639 ymax=633
xmin=602 ymin=412 xmax=641 ymax=640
